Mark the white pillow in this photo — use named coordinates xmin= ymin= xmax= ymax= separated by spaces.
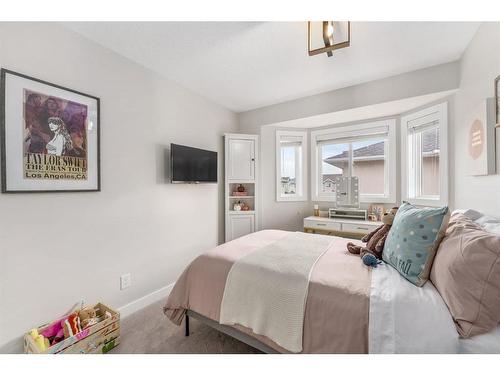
xmin=456 ymin=209 xmax=500 ymax=236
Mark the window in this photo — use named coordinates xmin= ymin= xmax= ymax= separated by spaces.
xmin=311 ymin=120 xmax=396 ymax=203
xmin=402 ymin=102 xmax=448 ymax=206
xmin=276 ymin=130 xmax=307 ymax=201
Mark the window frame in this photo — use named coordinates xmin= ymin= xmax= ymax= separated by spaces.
xmin=401 ymin=102 xmax=448 ymax=207
xmin=275 ymin=130 xmax=308 ymax=202
xmin=311 ymin=119 xmax=397 ymax=203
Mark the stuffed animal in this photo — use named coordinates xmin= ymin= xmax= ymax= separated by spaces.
xmin=40 ymin=317 xmax=66 ymax=345
xmin=63 ymin=312 xmax=81 ymax=338
xmin=29 ymin=329 xmax=50 ymax=351
xmin=361 ymin=252 xmax=382 ymax=268
xmin=347 ymin=207 xmax=398 ymax=263
xmin=78 ymin=306 xmax=99 ymax=329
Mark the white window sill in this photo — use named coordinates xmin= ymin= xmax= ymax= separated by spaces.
xmin=312 ymin=195 xmax=396 ymax=204
xmin=404 ymin=197 xmax=448 ymax=207
xmin=277 ymin=195 xmax=307 ymax=202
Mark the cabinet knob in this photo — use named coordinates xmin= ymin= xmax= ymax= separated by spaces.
xmin=251 ymin=158 xmax=255 ymax=161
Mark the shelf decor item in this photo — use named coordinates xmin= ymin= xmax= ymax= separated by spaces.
xmin=1 ymin=69 xmax=100 ymax=193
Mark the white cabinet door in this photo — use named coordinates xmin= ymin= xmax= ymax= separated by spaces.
xmin=227 ymin=139 xmax=255 ymax=180
xmin=227 ymin=214 xmax=255 ymax=241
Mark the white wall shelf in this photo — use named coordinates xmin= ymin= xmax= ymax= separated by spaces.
xmin=228 ymin=210 xmax=255 ymax=215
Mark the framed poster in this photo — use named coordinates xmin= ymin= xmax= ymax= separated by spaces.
xmin=466 ymin=98 xmax=496 ymax=176
xmin=496 ymin=75 xmax=500 ymax=127
xmin=1 ymin=69 xmax=100 ymax=192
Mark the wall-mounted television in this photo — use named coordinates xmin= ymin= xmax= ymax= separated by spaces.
xmin=170 ymin=143 xmax=217 ymax=183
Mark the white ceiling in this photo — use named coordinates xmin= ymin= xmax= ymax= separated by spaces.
xmin=63 ymin=22 xmax=480 ymax=112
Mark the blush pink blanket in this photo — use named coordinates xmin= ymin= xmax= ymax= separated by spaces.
xmin=164 ymin=230 xmax=371 ymax=353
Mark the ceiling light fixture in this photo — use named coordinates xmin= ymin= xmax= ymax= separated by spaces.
xmin=307 ymin=21 xmax=350 ymax=57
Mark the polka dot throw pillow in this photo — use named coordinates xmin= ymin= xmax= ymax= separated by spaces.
xmin=382 ymin=202 xmax=450 ymax=287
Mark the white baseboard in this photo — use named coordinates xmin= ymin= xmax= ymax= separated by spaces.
xmin=118 ymin=283 xmax=174 ymax=319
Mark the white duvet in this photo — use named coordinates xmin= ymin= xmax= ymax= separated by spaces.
xmin=369 ymin=262 xmax=500 ymax=354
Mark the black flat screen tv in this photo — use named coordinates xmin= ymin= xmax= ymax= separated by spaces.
xmin=170 ymin=143 xmax=217 ymax=183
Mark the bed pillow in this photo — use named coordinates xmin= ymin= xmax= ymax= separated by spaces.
xmin=461 ymin=209 xmax=500 ymax=236
xmin=382 ymin=202 xmax=449 ymax=287
xmin=430 ymin=213 xmax=500 ymax=338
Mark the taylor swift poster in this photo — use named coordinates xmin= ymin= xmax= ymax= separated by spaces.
xmin=1 ymin=69 xmax=100 ymax=192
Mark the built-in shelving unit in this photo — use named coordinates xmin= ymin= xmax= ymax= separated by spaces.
xmin=224 ymin=134 xmax=259 ymax=242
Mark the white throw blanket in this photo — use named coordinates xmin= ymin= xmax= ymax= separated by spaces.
xmin=219 ymin=232 xmax=332 ymax=353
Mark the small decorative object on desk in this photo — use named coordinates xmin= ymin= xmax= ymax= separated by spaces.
xmin=313 ymin=204 xmax=320 ymax=217
xmin=24 ymin=302 xmax=119 ymax=354
xmin=334 ymin=176 xmax=360 ymax=208
xmin=233 ymin=201 xmax=242 ymax=211
xmin=370 ymin=204 xmax=385 ymax=221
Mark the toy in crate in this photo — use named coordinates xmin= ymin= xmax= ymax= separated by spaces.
xmin=24 ymin=302 xmax=120 ymax=354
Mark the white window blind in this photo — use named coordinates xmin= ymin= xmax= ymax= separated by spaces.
xmin=315 ymin=124 xmax=389 ymax=144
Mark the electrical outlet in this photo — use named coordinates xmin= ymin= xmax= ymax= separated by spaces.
xmin=120 ymin=273 xmax=131 ymax=290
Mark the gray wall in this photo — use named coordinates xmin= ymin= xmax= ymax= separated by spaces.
xmin=259 ymin=126 xmax=312 ymax=231
xmin=454 ymin=22 xmax=500 ymax=215
xmin=239 ymin=61 xmax=460 ymax=133
xmin=0 ymin=23 xmax=238 ymax=351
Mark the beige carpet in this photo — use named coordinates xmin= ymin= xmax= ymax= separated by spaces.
xmin=112 ymin=300 xmax=260 ymax=354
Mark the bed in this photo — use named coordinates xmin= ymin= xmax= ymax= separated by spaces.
xmin=164 ymin=228 xmax=500 ymax=354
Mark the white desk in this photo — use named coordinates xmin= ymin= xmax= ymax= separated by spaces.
xmin=303 ymin=216 xmax=383 ymax=239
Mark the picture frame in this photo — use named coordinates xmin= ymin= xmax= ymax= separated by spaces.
xmin=495 ymin=75 xmax=500 ymax=128
xmin=466 ymin=98 xmax=496 ymax=176
xmin=1 ymin=69 xmax=100 ymax=193
xmin=369 ymin=204 xmax=385 ymax=222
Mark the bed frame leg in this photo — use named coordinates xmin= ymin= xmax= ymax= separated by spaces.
xmin=185 ymin=314 xmax=190 ymax=337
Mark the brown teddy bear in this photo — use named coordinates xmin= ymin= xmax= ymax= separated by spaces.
xmin=347 ymin=207 xmax=398 ymax=260
xmin=78 ymin=306 xmax=99 ymax=329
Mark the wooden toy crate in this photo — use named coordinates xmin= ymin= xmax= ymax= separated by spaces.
xmin=24 ymin=302 xmax=120 ymax=354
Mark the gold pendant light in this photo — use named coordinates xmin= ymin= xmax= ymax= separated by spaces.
xmin=307 ymin=21 xmax=350 ymax=57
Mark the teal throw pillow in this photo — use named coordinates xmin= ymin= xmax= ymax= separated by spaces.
xmin=382 ymin=202 xmax=449 ymax=287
